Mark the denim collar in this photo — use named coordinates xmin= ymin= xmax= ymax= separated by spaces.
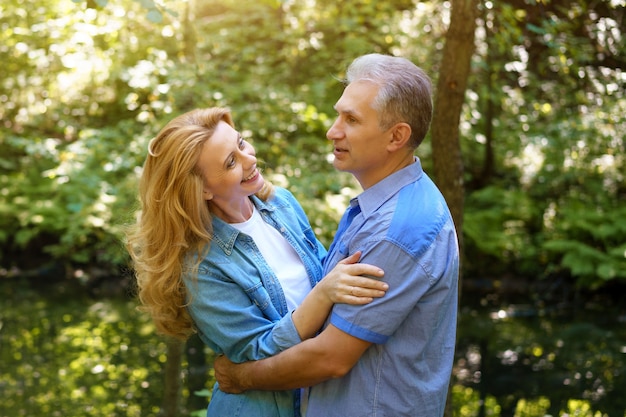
xmin=210 ymin=195 xmax=274 ymax=255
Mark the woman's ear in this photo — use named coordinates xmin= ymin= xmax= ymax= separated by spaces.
xmin=203 ymin=189 xmax=213 ymax=201
xmin=387 ymin=122 xmax=412 ymax=152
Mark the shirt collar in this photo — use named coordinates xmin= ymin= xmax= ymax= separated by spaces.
xmin=211 ymin=195 xmax=274 ymax=254
xmin=354 ymin=157 xmax=423 ymax=219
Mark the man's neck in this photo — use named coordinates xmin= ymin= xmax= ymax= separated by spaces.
xmin=358 ymin=153 xmax=415 ymax=190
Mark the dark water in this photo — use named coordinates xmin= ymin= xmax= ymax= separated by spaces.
xmin=1 ymin=275 xmax=625 ymax=417
xmin=454 ymin=283 xmax=626 ymax=417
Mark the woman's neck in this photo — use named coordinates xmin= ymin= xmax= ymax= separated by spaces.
xmin=209 ymin=197 xmax=254 ymax=224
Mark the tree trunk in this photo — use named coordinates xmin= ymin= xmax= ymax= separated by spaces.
xmin=186 ymin=334 xmax=209 ymax=412
xmin=480 ymin=10 xmax=496 ymax=188
xmin=430 ymin=0 xmax=479 ymax=416
xmin=432 ymin=0 xmax=478 ymax=252
xmin=182 ymin=0 xmax=196 ymax=64
xmin=158 ymin=338 xmax=184 ymax=417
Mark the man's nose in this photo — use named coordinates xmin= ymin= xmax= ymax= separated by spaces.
xmin=327 ymin=120 xmax=342 ymax=140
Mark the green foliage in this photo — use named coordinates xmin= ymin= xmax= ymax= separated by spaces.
xmin=71 ymin=0 xmax=179 ymax=22
xmin=543 ymin=203 xmax=626 ymax=289
xmin=0 ymin=0 xmax=179 ymax=271
xmin=1 ymin=0 xmax=624 ymax=293
xmin=460 ymin=0 xmax=625 ymax=287
xmin=462 ymin=184 xmax=549 ymax=280
xmin=1 ymin=0 xmax=624 ymax=415
xmin=464 ymin=186 xmax=537 ymax=259
xmin=1 ymin=0 xmax=624 ymax=289
xmin=0 ymin=121 xmax=148 ymax=270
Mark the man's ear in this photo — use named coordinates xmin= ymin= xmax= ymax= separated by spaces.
xmin=387 ymin=122 xmax=412 ymax=152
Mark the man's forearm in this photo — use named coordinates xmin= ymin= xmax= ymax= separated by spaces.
xmin=216 ymin=325 xmax=371 ymax=393
xmin=228 ymin=338 xmax=338 ymax=391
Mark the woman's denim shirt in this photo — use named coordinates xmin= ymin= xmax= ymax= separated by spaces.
xmin=184 ymin=187 xmax=326 ymax=417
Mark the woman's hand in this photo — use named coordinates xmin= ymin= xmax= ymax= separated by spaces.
xmin=317 ymin=251 xmax=387 ymax=305
xmin=291 ymin=251 xmax=386 ymax=340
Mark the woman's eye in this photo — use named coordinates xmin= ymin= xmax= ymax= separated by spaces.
xmin=239 ymin=138 xmax=246 ymax=149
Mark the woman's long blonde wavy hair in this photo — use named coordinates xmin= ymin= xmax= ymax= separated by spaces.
xmin=126 ymin=107 xmax=273 ymax=340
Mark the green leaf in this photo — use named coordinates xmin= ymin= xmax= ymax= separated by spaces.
xmin=193 ymin=389 xmax=211 ymax=397
xmin=526 ymin=23 xmax=546 ymax=35
xmin=146 ymin=8 xmax=162 ymax=23
xmin=136 ymin=0 xmax=155 ymax=8
xmin=596 ymin=263 xmax=616 ymax=280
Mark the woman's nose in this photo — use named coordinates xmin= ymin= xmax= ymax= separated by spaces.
xmin=243 ymin=148 xmax=257 ymax=164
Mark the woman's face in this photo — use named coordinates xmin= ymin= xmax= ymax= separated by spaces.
xmin=196 ymin=120 xmax=264 ymax=214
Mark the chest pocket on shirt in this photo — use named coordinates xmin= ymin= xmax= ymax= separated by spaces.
xmin=301 ymin=228 xmax=318 ymax=250
xmin=244 ymin=281 xmax=281 ymax=321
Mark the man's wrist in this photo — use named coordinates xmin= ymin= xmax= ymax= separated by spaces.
xmin=234 ymin=360 xmax=255 ymax=392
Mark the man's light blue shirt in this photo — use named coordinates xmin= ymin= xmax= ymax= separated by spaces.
xmin=308 ymin=158 xmax=459 ymax=417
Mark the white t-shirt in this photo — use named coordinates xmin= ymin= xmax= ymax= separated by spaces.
xmin=231 ymin=206 xmax=312 ymax=311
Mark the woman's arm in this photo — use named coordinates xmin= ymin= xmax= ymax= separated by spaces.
xmin=291 ymin=251 xmax=386 ymax=340
xmin=187 ymin=267 xmax=298 ymax=362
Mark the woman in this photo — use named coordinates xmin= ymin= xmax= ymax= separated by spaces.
xmin=126 ymin=107 xmax=386 ymax=417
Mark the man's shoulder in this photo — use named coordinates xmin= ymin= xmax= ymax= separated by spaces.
xmin=400 ymin=175 xmax=449 ymax=216
xmin=384 ymin=176 xmax=453 ymax=253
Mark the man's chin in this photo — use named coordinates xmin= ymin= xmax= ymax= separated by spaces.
xmin=332 ymin=160 xmax=348 ymax=172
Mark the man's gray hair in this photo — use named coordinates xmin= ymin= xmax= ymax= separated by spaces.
xmin=345 ymin=53 xmax=433 ymax=148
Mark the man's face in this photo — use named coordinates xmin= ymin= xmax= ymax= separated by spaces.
xmin=326 ymin=81 xmax=393 ymax=189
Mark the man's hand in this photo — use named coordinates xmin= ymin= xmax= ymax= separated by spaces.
xmin=214 ymin=354 xmax=247 ymax=394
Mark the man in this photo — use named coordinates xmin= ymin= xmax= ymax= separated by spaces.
xmin=215 ymin=53 xmax=459 ymax=417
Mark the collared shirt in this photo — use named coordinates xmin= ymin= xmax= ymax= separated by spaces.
xmin=185 ymin=187 xmax=327 ymax=417
xmin=307 ymin=158 xmax=460 ymax=417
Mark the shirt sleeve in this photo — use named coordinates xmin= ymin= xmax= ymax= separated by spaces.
xmin=187 ymin=266 xmax=303 ymax=363
xmin=329 ymin=239 xmax=431 ymax=343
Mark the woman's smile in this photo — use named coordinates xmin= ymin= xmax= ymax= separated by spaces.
xmin=243 ymin=168 xmax=260 ymax=183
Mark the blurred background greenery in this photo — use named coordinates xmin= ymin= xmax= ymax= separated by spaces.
xmin=0 ymin=0 xmax=624 ymax=416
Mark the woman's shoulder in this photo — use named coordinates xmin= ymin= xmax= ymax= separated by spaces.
xmin=268 ymin=186 xmax=298 ymax=206
xmin=273 ymin=186 xmax=292 ymax=198
xmin=255 ymin=186 xmax=308 ymax=222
